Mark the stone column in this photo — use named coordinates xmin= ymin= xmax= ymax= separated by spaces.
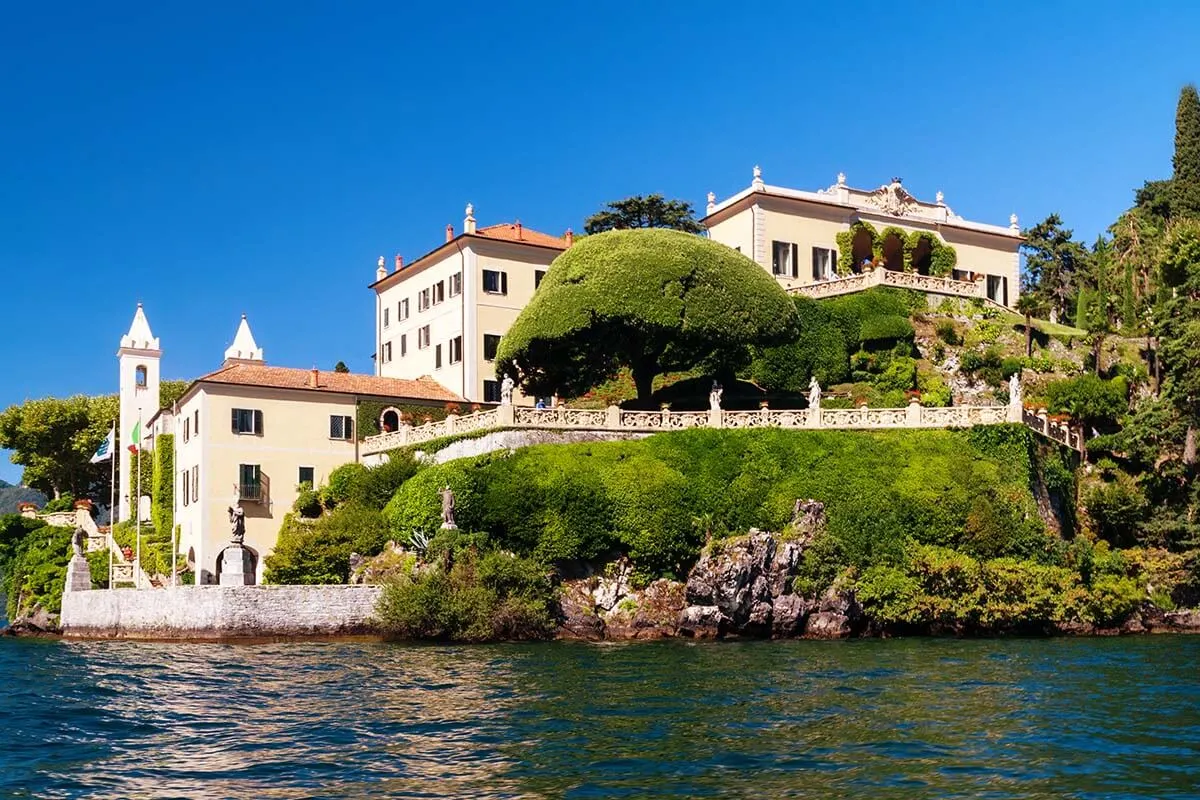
xmin=444 ymin=414 xmax=458 ymax=435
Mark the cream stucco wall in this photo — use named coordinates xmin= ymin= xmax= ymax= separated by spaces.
xmin=374 ymin=237 xmax=559 ymax=403
xmin=376 ymin=247 xmax=468 ymax=398
xmin=708 ymin=195 xmax=1022 ymax=306
xmin=176 ymin=385 xmax=359 ymax=584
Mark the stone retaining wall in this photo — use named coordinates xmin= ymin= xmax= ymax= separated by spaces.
xmin=60 ymin=585 xmax=384 ymax=640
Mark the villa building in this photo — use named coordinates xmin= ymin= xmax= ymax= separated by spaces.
xmin=117 ymin=308 xmax=460 ymax=585
xmin=703 ymin=168 xmax=1023 ymax=307
xmin=369 ymin=205 xmax=569 ymax=404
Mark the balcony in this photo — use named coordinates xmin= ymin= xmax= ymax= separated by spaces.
xmin=237 ymin=472 xmax=270 ymax=505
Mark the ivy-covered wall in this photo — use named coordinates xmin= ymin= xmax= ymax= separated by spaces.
xmin=355 ymin=397 xmax=484 ymax=439
xmin=151 ymin=433 xmax=174 ymax=538
xmin=834 ymin=220 xmax=958 ymax=277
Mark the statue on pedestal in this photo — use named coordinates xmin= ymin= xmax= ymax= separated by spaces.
xmin=71 ymin=526 xmax=86 ymax=558
xmin=808 ymin=376 xmax=822 ymax=410
xmin=1009 ymin=372 xmax=1022 ymax=407
xmin=500 ymin=374 xmax=515 ymax=406
xmin=227 ymin=502 xmax=246 ymax=545
xmin=440 ymin=485 xmax=457 ymax=529
xmin=709 ymin=381 xmax=723 ymax=411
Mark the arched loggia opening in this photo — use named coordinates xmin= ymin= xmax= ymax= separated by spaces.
xmin=880 ymin=231 xmax=906 ymax=272
xmin=851 ymin=228 xmax=874 ymax=273
xmin=910 ymin=236 xmax=933 ymax=275
xmin=380 ymin=407 xmax=401 ymax=433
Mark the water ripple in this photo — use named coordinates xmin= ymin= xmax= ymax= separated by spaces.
xmin=0 ymin=637 xmax=1197 ymax=798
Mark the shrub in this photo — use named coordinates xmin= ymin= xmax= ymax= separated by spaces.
xmin=1046 ymin=375 xmax=1128 ymax=430
xmin=319 ymin=463 xmax=369 ymax=510
xmin=376 ymin=545 xmax=556 ymax=641
xmin=41 ymin=495 xmax=76 ymax=514
xmin=293 ymin=482 xmax=322 ymax=518
xmin=935 ymin=320 xmax=961 ymax=346
xmin=1083 ymin=475 xmax=1148 ymax=548
xmin=858 ymin=315 xmax=915 ymax=348
xmin=264 ymin=504 xmax=392 ymax=584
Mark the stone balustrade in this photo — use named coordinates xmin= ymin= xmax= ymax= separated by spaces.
xmin=357 ymin=397 xmax=1071 ymax=457
xmin=791 ymin=267 xmax=1008 ymax=310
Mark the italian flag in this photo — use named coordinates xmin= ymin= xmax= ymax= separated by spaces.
xmin=128 ymin=420 xmax=141 ymax=454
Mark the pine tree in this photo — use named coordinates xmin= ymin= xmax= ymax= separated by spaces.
xmin=1174 ymin=84 xmax=1200 ymax=218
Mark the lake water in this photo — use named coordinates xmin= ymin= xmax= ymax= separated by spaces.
xmin=1 ymin=636 xmax=1197 ymax=799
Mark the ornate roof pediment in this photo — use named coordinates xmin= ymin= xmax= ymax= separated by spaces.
xmin=863 ymin=179 xmax=921 ymax=217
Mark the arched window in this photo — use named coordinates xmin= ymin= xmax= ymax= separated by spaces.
xmin=135 ymin=365 xmax=148 ymax=388
xmin=380 ymin=407 xmax=401 ymax=433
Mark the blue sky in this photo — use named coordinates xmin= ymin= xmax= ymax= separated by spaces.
xmin=1 ymin=1 xmax=1196 ymax=485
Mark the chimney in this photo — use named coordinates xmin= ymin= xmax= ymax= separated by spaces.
xmin=464 ymin=203 xmax=477 ymax=234
xmin=565 ymin=228 xmax=574 ymax=247
xmin=515 ymin=220 xmax=523 ymax=240
xmin=445 ymin=224 xmax=454 ymax=242
xmin=309 ymin=368 xmax=319 ymax=388
xmin=395 ymin=254 xmax=403 ymax=272
xmin=375 ymin=256 xmax=387 ymax=282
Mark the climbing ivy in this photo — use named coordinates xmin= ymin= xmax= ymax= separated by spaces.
xmin=904 ymin=231 xmax=958 ymax=276
xmin=151 ymin=433 xmax=174 ymax=538
xmin=835 ymin=220 xmax=878 ymax=275
xmin=875 ymin=226 xmax=909 ymax=267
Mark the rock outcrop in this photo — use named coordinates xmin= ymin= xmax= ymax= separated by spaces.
xmin=557 ymin=558 xmax=684 ymax=640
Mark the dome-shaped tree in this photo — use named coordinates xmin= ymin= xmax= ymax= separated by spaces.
xmin=496 ymin=229 xmax=799 ymax=403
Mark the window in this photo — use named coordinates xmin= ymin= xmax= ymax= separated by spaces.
xmin=449 ymin=336 xmax=462 ymax=364
xmin=483 ymin=380 xmax=502 ymax=403
xmin=329 ymin=415 xmax=354 ymax=441
xmin=772 ymin=241 xmax=798 ymax=278
xmin=135 ymin=365 xmax=148 ymax=388
xmin=987 ymin=275 xmax=1008 ymax=306
xmin=432 ymin=280 xmax=445 ymax=305
xmin=194 ymin=409 xmax=199 ymax=436
xmin=398 ymin=298 xmax=409 ymax=322
xmin=534 ymin=269 xmax=546 ymax=289
xmin=400 ymin=334 xmax=407 ymax=357
xmin=418 ymin=288 xmax=431 ymax=311
xmin=238 ymin=464 xmax=261 ymax=502
xmin=483 ymin=334 xmax=501 ymax=361
xmin=483 ymin=269 xmax=508 ymax=294
xmin=183 ymin=417 xmax=190 ymax=443
xmin=811 ymin=247 xmax=836 ymax=281
xmin=418 ymin=325 xmax=430 ymax=349
xmin=435 ymin=343 xmax=443 ymax=369
xmin=182 ymin=470 xmax=189 ymax=507
xmin=383 ymin=307 xmax=390 ymax=328
xmin=231 ymin=408 xmax=263 ymax=435
xmin=381 ymin=341 xmax=393 ymax=364
xmin=192 ymin=465 xmax=198 ymax=502
xmin=449 ymin=272 xmax=462 ymax=297
xmin=298 ymin=466 xmax=315 ymax=487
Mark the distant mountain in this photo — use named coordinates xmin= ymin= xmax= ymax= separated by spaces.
xmin=0 ymin=479 xmax=9 ymax=489
xmin=0 ymin=484 xmax=46 ymax=515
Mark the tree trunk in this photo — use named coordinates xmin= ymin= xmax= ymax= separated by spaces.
xmin=1093 ymin=335 xmax=1104 ymax=376
xmin=1024 ymin=314 xmax=1032 ymax=358
xmin=1185 ymin=425 xmax=1197 ymax=466
xmin=631 ymin=364 xmax=656 ymax=407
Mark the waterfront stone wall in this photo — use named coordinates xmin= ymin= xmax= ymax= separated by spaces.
xmin=61 ymin=585 xmax=384 ymax=640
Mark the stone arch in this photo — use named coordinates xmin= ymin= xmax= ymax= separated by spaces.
xmin=909 ymin=235 xmax=934 ymax=275
xmin=380 ymin=407 xmax=401 ymax=433
xmin=850 ymin=228 xmax=874 ymax=272
xmin=878 ymin=228 xmax=907 ymax=272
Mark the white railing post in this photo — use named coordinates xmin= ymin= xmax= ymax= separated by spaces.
xmin=444 ymin=414 xmax=458 ymax=435
xmin=707 ymin=408 xmax=722 ymax=428
xmin=605 ymin=405 xmax=621 ymax=428
xmin=906 ymin=396 xmax=922 ymax=427
xmin=497 ymin=404 xmax=515 ymax=426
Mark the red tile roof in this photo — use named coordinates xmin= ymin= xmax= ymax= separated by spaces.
xmin=474 ymin=223 xmax=567 ymax=249
xmin=194 ymin=362 xmax=462 ymax=402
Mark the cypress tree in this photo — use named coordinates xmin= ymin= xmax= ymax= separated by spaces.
xmin=1174 ymin=84 xmax=1200 ymax=218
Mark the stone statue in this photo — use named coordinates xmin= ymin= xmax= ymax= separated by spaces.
xmin=500 ymin=373 xmax=515 ymax=406
xmin=808 ymin=376 xmax=821 ymax=409
xmin=227 ymin=502 xmax=246 ymax=545
xmin=1009 ymin=372 xmax=1022 ymax=406
xmin=709 ymin=380 xmax=723 ymax=411
xmin=71 ymin=526 xmax=86 ymax=558
xmin=440 ymin=485 xmax=457 ymax=529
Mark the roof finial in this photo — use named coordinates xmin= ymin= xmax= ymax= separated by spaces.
xmin=936 ymin=190 xmax=944 ymax=205
xmin=464 ymin=202 xmax=476 ymax=234
xmin=1010 ymin=213 xmax=1020 ymax=231
xmin=706 ymin=191 xmax=716 ymax=214
xmin=376 ymin=256 xmax=387 ymax=281
xmin=751 ymin=165 xmax=764 ymax=190
xmin=837 ymin=172 xmax=846 ymax=186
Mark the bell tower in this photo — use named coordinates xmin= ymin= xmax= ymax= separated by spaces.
xmin=117 ymin=303 xmax=161 ymax=522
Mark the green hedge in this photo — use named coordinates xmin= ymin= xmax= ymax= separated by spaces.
xmin=151 ymin=433 xmax=174 ymax=539
xmin=859 ymin=315 xmax=915 ymax=346
xmin=383 ymin=426 xmax=1049 ymax=581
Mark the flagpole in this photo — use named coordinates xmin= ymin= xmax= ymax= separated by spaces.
xmin=109 ymin=419 xmax=115 ymax=591
xmin=135 ymin=407 xmax=141 ymax=590
xmin=171 ymin=401 xmax=178 ymax=588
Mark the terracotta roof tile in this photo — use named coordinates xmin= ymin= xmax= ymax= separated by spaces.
xmin=195 ymin=363 xmax=462 ymax=402
xmin=474 ymin=223 xmax=566 ymax=249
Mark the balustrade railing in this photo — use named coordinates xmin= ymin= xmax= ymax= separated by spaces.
xmin=358 ymin=397 xmax=1082 ymax=456
xmin=789 ymin=267 xmax=1008 ymax=309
